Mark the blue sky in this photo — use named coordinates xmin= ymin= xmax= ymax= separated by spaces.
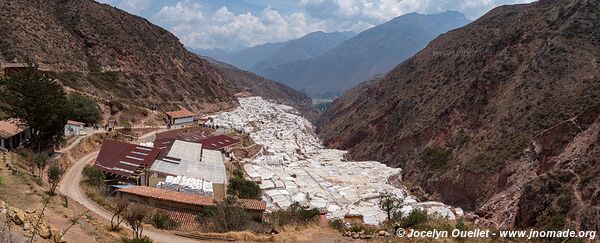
xmin=96 ymin=0 xmax=535 ymax=50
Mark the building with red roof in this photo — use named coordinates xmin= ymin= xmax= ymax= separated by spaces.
xmin=0 ymin=119 xmax=30 ymax=150
xmin=165 ymin=108 xmax=195 ymax=128
xmin=117 ymin=186 xmax=266 ymax=220
xmin=94 ymin=140 xmax=162 ymax=185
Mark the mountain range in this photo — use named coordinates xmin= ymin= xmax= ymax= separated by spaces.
xmin=259 ymin=11 xmax=470 ymax=97
xmin=192 ymin=31 xmax=354 ymax=73
xmin=318 ymin=0 xmax=600 ymax=231
xmin=0 ymin=0 xmax=311 ymax=115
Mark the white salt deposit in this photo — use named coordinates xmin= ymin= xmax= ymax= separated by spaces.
xmin=208 ymin=97 xmax=460 ymax=225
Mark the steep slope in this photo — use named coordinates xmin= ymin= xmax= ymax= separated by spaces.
xmin=261 ymin=11 xmax=470 ymax=97
xmin=0 ymin=0 xmax=236 ymax=112
xmin=318 ymin=0 xmax=600 ymax=231
xmin=0 ymin=0 xmax=311 ymax=115
xmin=251 ymin=31 xmax=354 ymax=74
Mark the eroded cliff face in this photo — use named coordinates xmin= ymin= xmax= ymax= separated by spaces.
xmin=318 ymin=0 xmax=600 ymax=230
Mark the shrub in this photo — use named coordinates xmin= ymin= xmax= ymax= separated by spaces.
xmin=66 ymin=94 xmax=102 ymax=125
xmin=329 ymin=218 xmax=345 ymax=232
xmin=152 ymin=211 xmax=178 ymax=230
xmin=119 ymin=236 xmax=153 ymax=243
xmin=421 ymin=147 xmax=452 ymax=170
xmin=227 ymin=169 xmax=261 ymax=200
xmin=267 ymin=202 xmax=320 ymax=228
xmin=83 ymin=165 xmax=106 ymax=186
xmin=196 ymin=196 xmax=251 ymax=233
xmin=398 ymin=209 xmax=429 ymax=229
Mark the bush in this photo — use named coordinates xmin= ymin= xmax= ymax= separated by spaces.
xmin=120 ymin=236 xmax=153 ymax=243
xmin=152 ymin=211 xmax=178 ymax=230
xmin=227 ymin=169 xmax=261 ymax=200
xmin=83 ymin=165 xmax=106 ymax=186
xmin=421 ymin=147 xmax=452 ymax=170
xmin=398 ymin=209 xmax=429 ymax=229
xmin=267 ymin=202 xmax=320 ymax=228
xmin=66 ymin=94 xmax=102 ymax=125
xmin=196 ymin=196 xmax=251 ymax=233
xmin=329 ymin=218 xmax=345 ymax=232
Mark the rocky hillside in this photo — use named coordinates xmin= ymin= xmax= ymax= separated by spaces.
xmin=0 ymin=0 xmax=310 ymax=114
xmin=261 ymin=11 xmax=470 ymax=97
xmin=318 ymin=0 xmax=600 ymax=231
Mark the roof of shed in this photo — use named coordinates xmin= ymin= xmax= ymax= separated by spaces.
xmin=166 ymin=108 xmax=195 ymax=119
xmin=95 ymin=140 xmax=161 ymax=177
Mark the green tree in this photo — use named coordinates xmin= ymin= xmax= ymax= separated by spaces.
xmin=196 ymin=196 xmax=251 ymax=233
xmin=227 ymin=169 xmax=261 ymax=200
xmin=378 ymin=192 xmax=402 ymax=223
xmin=47 ymin=164 xmax=64 ymax=196
xmin=0 ymin=65 xmax=68 ymax=151
xmin=35 ymin=153 xmax=49 ymax=177
xmin=66 ymin=94 xmax=102 ymax=125
xmin=83 ymin=165 xmax=106 ymax=186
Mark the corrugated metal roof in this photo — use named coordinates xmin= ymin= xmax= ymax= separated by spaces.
xmin=198 ymin=135 xmax=240 ymax=150
xmin=149 ymin=140 xmax=226 ymax=183
xmin=95 ymin=140 xmax=161 ymax=178
xmin=167 ymin=140 xmax=202 ymax=162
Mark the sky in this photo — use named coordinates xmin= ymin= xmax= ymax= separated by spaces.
xmin=96 ymin=0 xmax=536 ymax=50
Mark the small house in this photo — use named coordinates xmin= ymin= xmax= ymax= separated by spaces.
xmin=165 ymin=108 xmax=195 ymax=128
xmin=0 ymin=120 xmax=31 ymax=150
xmin=64 ymin=120 xmax=85 ymax=136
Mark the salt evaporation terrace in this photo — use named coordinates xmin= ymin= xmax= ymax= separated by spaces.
xmin=208 ymin=97 xmax=462 ymax=225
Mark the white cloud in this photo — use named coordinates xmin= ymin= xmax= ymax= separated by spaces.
xmin=157 ymin=1 xmax=204 ymax=22
xmin=98 ymin=0 xmax=538 ymax=50
xmin=300 ymin=0 xmax=536 ymax=30
xmin=118 ymin=0 xmax=154 ymax=14
xmin=96 ymin=0 xmax=154 ymax=14
xmin=166 ymin=6 xmax=326 ymax=49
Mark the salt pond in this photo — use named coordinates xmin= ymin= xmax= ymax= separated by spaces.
xmin=209 ymin=97 xmax=462 ymax=224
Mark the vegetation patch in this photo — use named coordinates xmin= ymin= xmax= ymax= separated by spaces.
xmin=421 ymin=147 xmax=452 ymax=171
xmin=267 ymin=202 xmax=320 ymax=229
xmin=227 ymin=169 xmax=261 ymax=200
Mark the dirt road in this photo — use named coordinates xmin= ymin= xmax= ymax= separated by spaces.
xmin=58 ymin=131 xmax=202 ymax=243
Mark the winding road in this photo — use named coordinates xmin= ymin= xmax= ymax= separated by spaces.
xmin=57 ymin=131 xmax=202 ymax=243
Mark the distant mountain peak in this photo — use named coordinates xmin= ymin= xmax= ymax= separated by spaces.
xmin=258 ymin=11 xmax=470 ymax=97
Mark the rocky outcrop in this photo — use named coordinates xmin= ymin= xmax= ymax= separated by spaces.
xmin=1 ymin=200 xmax=59 ymax=240
xmin=318 ymin=0 xmax=600 ymax=230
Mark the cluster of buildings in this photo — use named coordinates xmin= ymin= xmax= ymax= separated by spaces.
xmin=93 ymin=125 xmax=266 ymax=216
xmin=208 ymin=97 xmax=464 ymax=225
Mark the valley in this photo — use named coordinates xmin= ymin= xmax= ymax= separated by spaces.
xmin=0 ymin=0 xmax=599 ymax=242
